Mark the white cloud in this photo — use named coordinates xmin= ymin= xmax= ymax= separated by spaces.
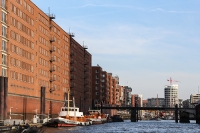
xmin=151 ymin=8 xmax=199 ymax=14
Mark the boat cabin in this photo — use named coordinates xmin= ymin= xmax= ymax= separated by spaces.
xmin=59 ymin=106 xmax=84 ymax=117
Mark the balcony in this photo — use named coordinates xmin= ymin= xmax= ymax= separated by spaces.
xmin=50 ymin=66 xmax=56 ymax=72
xmin=70 ymin=75 xmax=75 ymax=80
xmin=70 ymin=67 xmax=75 ymax=72
xmin=69 ymin=32 xmax=75 ymax=37
xmin=84 ymin=82 xmax=88 ymax=86
xmin=50 ymin=47 xmax=56 ymax=52
xmin=50 ymin=87 xmax=55 ymax=93
xmin=70 ymin=59 xmax=75 ymax=64
xmin=84 ymin=68 xmax=88 ymax=72
xmin=84 ymin=96 xmax=88 ymax=100
xmin=83 ymin=45 xmax=88 ymax=50
xmin=84 ymin=87 xmax=89 ymax=93
xmin=70 ymin=83 xmax=75 ymax=88
xmin=70 ymin=51 xmax=75 ymax=56
xmin=46 ymin=13 xmax=55 ymax=20
xmin=84 ymin=75 xmax=88 ymax=79
xmin=49 ymin=77 xmax=56 ymax=82
xmin=50 ymin=57 xmax=56 ymax=62
xmin=70 ymin=92 xmax=75 ymax=96
xmin=50 ymin=37 xmax=55 ymax=43
xmin=84 ymin=61 xmax=89 ymax=65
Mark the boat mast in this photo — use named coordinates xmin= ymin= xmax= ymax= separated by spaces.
xmin=73 ymin=97 xmax=76 ymax=121
xmin=68 ymin=89 xmax=70 ymax=116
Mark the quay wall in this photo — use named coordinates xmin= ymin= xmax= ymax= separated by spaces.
xmin=6 ymin=95 xmax=63 ymax=120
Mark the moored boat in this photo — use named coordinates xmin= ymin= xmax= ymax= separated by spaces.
xmin=46 ymin=117 xmax=78 ymax=127
xmin=85 ymin=109 xmax=108 ymax=124
xmin=57 ymin=94 xmax=92 ymax=126
xmin=110 ymin=115 xmax=124 ymax=122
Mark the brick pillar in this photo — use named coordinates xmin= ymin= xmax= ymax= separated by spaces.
xmin=0 ymin=77 xmax=4 ymax=120
xmin=196 ymin=104 xmax=200 ymax=124
xmin=131 ymin=108 xmax=137 ymax=122
xmin=50 ymin=101 xmax=52 ymax=118
xmin=4 ymin=77 xmax=8 ymax=120
xmin=40 ymin=87 xmax=46 ymax=119
xmin=23 ymin=97 xmax=27 ymax=121
xmin=175 ymin=104 xmax=178 ymax=123
xmin=179 ymin=111 xmax=190 ymax=123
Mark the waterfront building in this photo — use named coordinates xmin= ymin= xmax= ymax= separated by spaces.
xmin=190 ymin=94 xmax=200 ymax=107
xmin=118 ymin=85 xmax=124 ymax=106
xmin=131 ymin=94 xmax=136 ymax=107
xmin=91 ymin=65 xmax=104 ymax=107
xmin=164 ymin=84 xmax=179 ymax=107
xmin=123 ymin=86 xmax=132 ymax=106
xmin=0 ymin=0 xmax=92 ymax=120
xmin=146 ymin=98 xmax=165 ymax=107
xmin=112 ymin=75 xmax=119 ymax=105
xmin=142 ymin=100 xmax=148 ymax=107
xmin=178 ymin=99 xmax=183 ymax=108
xmin=182 ymin=99 xmax=192 ymax=108
xmin=91 ymin=66 xmax=122 ymax=107
xmin=69 ymin=37 xmax=92 ymax=113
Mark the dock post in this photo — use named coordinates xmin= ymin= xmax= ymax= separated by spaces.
xmin=131 ymin=107 xmax=137 ymax=122
xmin=175 ymin=104 xmax=178 ymax=123
xmin=196 ymin=104 xmax=200 ymax=124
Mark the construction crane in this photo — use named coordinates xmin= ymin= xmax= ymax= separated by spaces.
xmin=167 ymin=77 xmax=180 ymax=85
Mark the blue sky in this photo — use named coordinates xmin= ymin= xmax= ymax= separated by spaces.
xmin=32 ymin=0 xmax=200 ymax=100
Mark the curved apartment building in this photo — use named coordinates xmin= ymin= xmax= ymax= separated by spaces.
xmin=164 ymin=84 xmax=178 ymax=107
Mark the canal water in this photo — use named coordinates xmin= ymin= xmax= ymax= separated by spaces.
xmin=40 ymin=120 xmax=200 ymax=133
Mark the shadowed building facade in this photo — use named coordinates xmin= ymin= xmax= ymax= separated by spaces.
xmin=69 ymin=37 xmax=92 ymax=113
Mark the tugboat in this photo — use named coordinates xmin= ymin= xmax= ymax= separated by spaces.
xmin=58 ymin=100 xmax=92 ymax=126
xmin=46 ymin=90 xmax=92 ymax=127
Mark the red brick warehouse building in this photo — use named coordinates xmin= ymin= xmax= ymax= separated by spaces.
xmin=0 ymin=0 xmax=92 ymax=120
xmin=91 ymin=65 xmax=123 ymax=107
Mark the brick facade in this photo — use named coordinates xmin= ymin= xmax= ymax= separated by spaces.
xmin=0 ymin=0 xmax=92 ymax=120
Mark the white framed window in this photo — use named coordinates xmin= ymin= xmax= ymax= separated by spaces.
xmin=2 ymin=54 xmax=6 ymax=65
xmin=2 ymin=67 xmax=6 ymax=77
xmin=2 ymin=40 xmax=6 ymax=51
xmin=2 ymin=0 xmax=6 ymax=8
xmin=2 ymin=11 xmax=6 ymax=23
xmin=2 ymin=26 xmax=6 ymax=37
